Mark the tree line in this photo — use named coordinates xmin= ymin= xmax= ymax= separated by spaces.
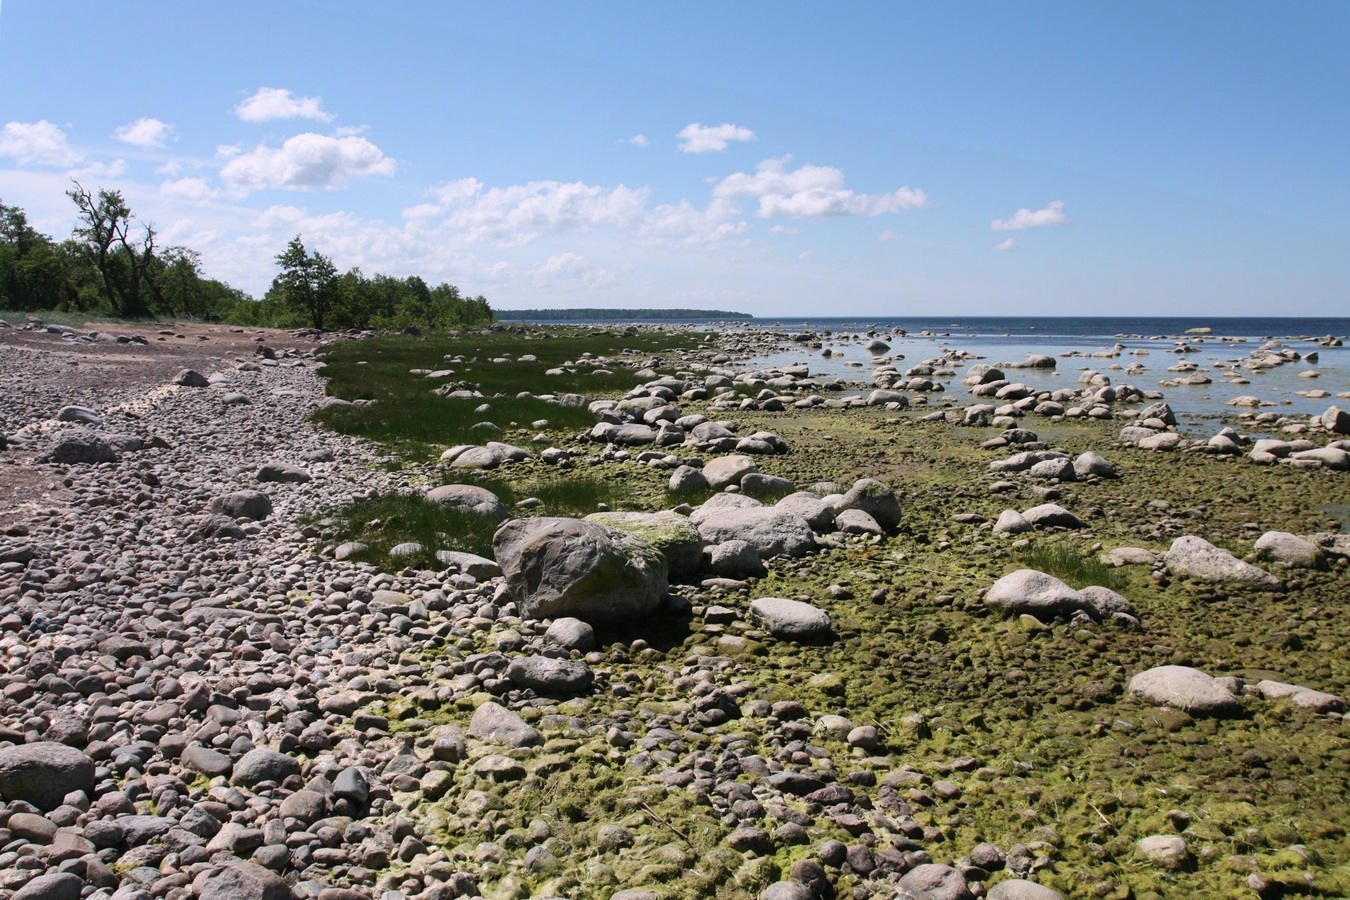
xmin=496 ymin=307 xmax=753 ymax=321
xmin=0 ymin=184 xmax=494 ymax=331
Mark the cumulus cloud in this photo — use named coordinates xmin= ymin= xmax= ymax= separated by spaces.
xmin=677 ymin=122 xmax=756 ymax=153
xmin=715 ymin=157 xmax=927 ymax=218
xmin=626 ymin=134 xmax=650 ymax=147
xmin=0 ymin=120 xmax=82 ymax=167
xmin=639 ymin=198 xmax=748 ymax=246
xmin=234 ymin=87 xmax=334 ymax=122
xmin=114 ymin=117 xmax=175 ymax=149
xmin=535 ymin=252 xmax=618 ymax=287
xmin=69 ymin=159 xmax=127 ymax=180
xmin=160 ymin=177 xmax=217 ymax=201
xmin=993 ymin=237 xmax=1019 ymax=251
xmin=424 ymin=178 xmax=650 ymax=244
xmin=992 ymin=200 xmax=1065 ymax=231
xmin=220 ymin=133 xmax=395 ymax=192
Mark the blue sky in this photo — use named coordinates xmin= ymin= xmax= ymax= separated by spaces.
xmin=1 ymin=1 xmax=1345 ymax=317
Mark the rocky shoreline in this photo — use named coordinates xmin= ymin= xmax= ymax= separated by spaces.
xmin=1 ymin=319 xmax=1348 ymax=900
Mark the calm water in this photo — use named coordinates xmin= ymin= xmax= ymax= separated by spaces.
xmin=738 ymin=316 xmax=1350 ymax=425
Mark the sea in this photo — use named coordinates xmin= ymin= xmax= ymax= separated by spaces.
xmin=563 ymin=315 xmax=1350 ymax=425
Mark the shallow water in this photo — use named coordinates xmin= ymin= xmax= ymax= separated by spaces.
xmin=740 ymin=317 xmax=1350 ymax=425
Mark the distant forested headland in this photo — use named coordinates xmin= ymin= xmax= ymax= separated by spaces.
xmin=496 ymin=308 xmax=753 ymax=322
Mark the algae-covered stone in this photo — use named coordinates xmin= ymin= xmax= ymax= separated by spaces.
xmin=494 ymin=517 xmax=667 ymax=623
xmin=838 ymin=477 xmax=902 ymax=529
xmin=586 ymin=510 xmax=703 ymax=579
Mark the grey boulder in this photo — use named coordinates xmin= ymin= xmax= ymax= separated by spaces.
xmin=691 ymin=506 xmax=816 ymax=560
xmin=749 ymin=597 xmax=832 ymax=641
xmin=0 ymin=741 xmax=95 ymax=811
xmin=209 ymin=490 xmax=272 ymax=520
xmin=586 ymin=510 xmax=704 ymax=579
xmin=231 ymin=748 xmax=300 ymax=787
xmin=494 ymin=517 xmax=667 ymax=623
xmin=1128 ymin=665 xmax=1241 ymax=716
xmin=984 ymin=570 xmax=1094 ymax=622
xmin=35 ymin=428 xmax=118 ymax=464
xmin=426 ymin=484 xmax=509 ymax=523
xmin=469 ymin=701 xmax=541 ymax=748
xmin=193 ymin=859 xmax=295 ymax=900
xmin=1164 ymin=535 xmax=1283 ymax=589
xmin=506 ymin=656 xmax=594 ymax=694
xmin=839 ymin=477 xmax=902 ymax=529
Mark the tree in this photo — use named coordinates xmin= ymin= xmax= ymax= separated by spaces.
xmin=272 ymin=235 xmax=337 ymax=329
xmin=1 ymin=202 xmax=78 ymax=311
xmin=67 ymin=181 xmax=158 ymax=318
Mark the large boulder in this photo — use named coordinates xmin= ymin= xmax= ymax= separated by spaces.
xmin=984 ymin=570 xmax=1094 ymax=621
xmin=35 ymin=428 xmax=118 ymax=464
xmin=775 ymin=492 xmax=837 ymax=532
xmin=1020 ymin=503 xmax=1087 ymax=529
xmin=1128 ymin=665 xmax=1241 ymax=716
xmin=469 ymin=701 xmax=541 ymax=748
xmin=426 ymin=483 xmax=510 ymax=523
xmin=493 ymin=517 xmax=667 ymax=623
xmin=1164 ymin=536 xmax=1283 ymax=590
xmin=1253 ymin=531 xmax=1323 ymax=569
xmin=838 ymin=478 xmax=902 ymax=529
xmin=749 ymin=597 xmax=832 ymax=641
xmin=209 ymin=490 xmax=273 ymax=520
xmin=702 ymin=454 xmax=758 ymax=489
xmin=256 ymin=461 xmax=312 ymax=483
xmin=0 ymin=742 xmax=96 ymax=811
xmin=231 ymin=748 xmax=301 ymax=788
xmin=193 ymin=859 xmax=295 ymax=900
xmin=506 ymin=656 xmax=594 ymax=694
xmin=586 ymin=510 xmax=704 ymax=579
xmin=690 ymin=506 xmax=816 ymax=560
xmin=1321 ymin=405 xmax=1350 ymax=435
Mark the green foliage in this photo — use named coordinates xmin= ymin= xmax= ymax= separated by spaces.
xmin=313 ymin=328 xmax=707 ymax=456
xmin=1017 ymin=541 xmax=1126 ymax=591
xmin=320 ymin=492 xmax=501 ymax=566
xmin=1 ymin=193 xmax=494 ymax=328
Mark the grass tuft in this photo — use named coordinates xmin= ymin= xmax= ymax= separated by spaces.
xmin=1017 ymin=541 xmax=1126 ymax=591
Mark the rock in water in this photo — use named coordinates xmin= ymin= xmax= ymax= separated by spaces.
xmin=493 ymin=517 xmax=667 ymax=623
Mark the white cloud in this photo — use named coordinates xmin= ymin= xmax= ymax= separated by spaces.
xmin=219 ymin=133 xmax=395 ymax=192
xmin=627 ymin=134 xmax=650 ymax=147
xmin=0 ymin=120 xmax=82 ymax=167
xmin=234 ymin=87 xmax=334 ymax=123
xmin=639 ymin=198 xmax=748 ymax=246
xmin=68 ymin=159 xmax=127 ymax=180
xmin=425 ymin=178 xmax=650 ymax=245
xmin=113 ymin=117 xmax=175 ymax=149
xmin=715 ymin=157 xmax=927 ymax=218
xmin=993 ymin=237 xmax=1019 ymax=251
xmin=677 ymin=122 xmax=756 ymax=153
xmin=877 ymin=230 xmax=899 ymax=242
xmin=770 ymin=225 xmax=800 ymax=235
xmin=535 ymin=252 xmax=617 ymax=287
xmin=992 ymin=200 xmax=1065 ymax=231
xmin=160 ymin=177 xmax=217 ymax=201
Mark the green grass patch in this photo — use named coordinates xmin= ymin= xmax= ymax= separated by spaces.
xmin=1017 ymin=540 xmax=1127 ymax=591
xmin=311 ymin=327 xmax=715 ymax=457
xmin=320 ymin=492 xmax=500 ymax=567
